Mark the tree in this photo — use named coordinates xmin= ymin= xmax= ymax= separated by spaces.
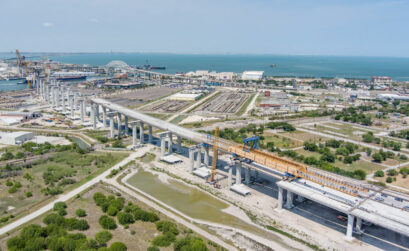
xmin=400 ymin=167 xmax=409 ymax=175
xmin=387 ymin=169 xmax=398 ymax=176
xmin=147 ymin=246 xmax=160 ymax=251
xmin=109 ymin=242 xmax=127 ymax=251
xmin=155 ymin=221 xmax=179 ymax=235
xmin=95 ymin=230 xmax=112 ymax=245
xmin=99 ymin=215 xmax=117 ymax=230
xmin=75 ymin=208 xmax=87 ymax=217
xmin=372 ymin=153 xmax=383 ymax=163
xmin=386 ymin=177 xmax=393 ymax=183
xmin=353 ymin=169 xmax=366 ymax=180
xmin=117 ymin=212 xmax=135 ymax=225
xmin=374 ymin=171 xmax=384 ymax=177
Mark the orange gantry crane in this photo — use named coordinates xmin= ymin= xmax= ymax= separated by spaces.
xmin=205 ymin=129 xmax=368 ymax=197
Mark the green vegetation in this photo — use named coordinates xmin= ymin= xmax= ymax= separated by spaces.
xmin=374 ymin=170 xmax=385 ymax=177
xmin=75 ymin=208 xmax=87 ymax=217
xmin=99 ymin=215 xmax=117 ymax=230
xmin=266 ymin=122 xmax=295 ymax=131
xmin=95 ymin=230 xmax=113 ymax=245
xmin=334 ymin=106 xmax=374 ymax=125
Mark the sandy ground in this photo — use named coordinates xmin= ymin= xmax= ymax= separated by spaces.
xmin=29 ymin=135 xmax=71 ymax=145
xmin=137 ymin=147 xmax=385 ymax=251
xmin=180 ymin=115 xmax=220 ymax=124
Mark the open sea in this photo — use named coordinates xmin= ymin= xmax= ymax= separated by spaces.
xmin=1 ymin=52 xmax=409 ymax=91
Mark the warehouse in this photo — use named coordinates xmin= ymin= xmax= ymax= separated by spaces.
xmin=241 ymin=71 xmax=264 ymax=80
xmin=167 ymin=93 xmax=203 ymax=101
xmin=0 ymin=131 xmax=34 ymax=145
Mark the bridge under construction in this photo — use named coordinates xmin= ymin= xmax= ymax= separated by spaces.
xmin=33 ymin=80 xmax=409 ymax=241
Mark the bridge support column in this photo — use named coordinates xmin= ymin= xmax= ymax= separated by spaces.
xmin=189 ymin=147 xmax=195 ymax=173
xmin=236 ymin=163 xmax=242 ymax=185
xmin=92 ymin=104 xmax=97 ymax=129
xmin=117 ymin=113 xmax=122 ymax=137
xmin=245 ymin=167 xmax=251 ymax=185
xmin=204 ymin=146 xmax=209 ymax=167
xmin=51 ymin=87 xmax=55 ymax=107
xmin=160 ymin=134 xmax=166 ymax=157
xmin=285 ymin=191 xmax=294 ymax=209
xmin=277 ymin=187 xmax=283 ymax=210
xmin=80 ymin=100 xmax=85 ymax=123
xmin=228 ymin=166 xmax=233 ymax=188
xmin=109 ymin=114 xmax=115 ymax=138
xmin=124 ymin=116 xmax=128 ymax=135
xmin=177 ymin=136 xmax=182 ymax=153
xmin=296 ymin=195 xmax=306 ymax=203
xmin=96 ymin=104 xmax=100 ymax=121
xmin=70 ymin=96 xmax=74 ymax=118
xmin=56 ymin=88 xmax=60 ymax=108
xmin=132 ymin=122 xmax=138 ymax=146
xmin=355 ymin=217 xmax=362 ymax=234
xmin=167 ymin=132 xmax=173 ymax=154
xmin=346 ymin=214 xmax=355 ymax=240
xmin=102 ymin=107 xmax=107 ymax=128
xmin=195 ymin=149 xmax=201 ymax=168
xmin=140 ymin=122 xmax=144 ymax=144
xmin=82 ymin=99 xmax=86 ymax=119
xmin=62 ymin=91 xmax=66 ymax=113
xmin=148 ymin=125 xmax=152 ymax=143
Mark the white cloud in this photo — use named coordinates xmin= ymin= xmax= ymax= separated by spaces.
xmin=43 ymin=22 xmax=54 ymax=28
xmin=89 ymin=18 xmax=99 ymax=23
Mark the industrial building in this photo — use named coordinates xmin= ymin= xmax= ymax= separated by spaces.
xmin=0 ymin=131 xmax=34 ymax=145
xmin=241 ymin=71 xmax=264 ymax=80
xmin=167 ymin=92 xmax=203 ymax=101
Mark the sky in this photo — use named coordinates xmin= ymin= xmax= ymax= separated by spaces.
xmin=1 ymin=0 xmax=409 ymax=57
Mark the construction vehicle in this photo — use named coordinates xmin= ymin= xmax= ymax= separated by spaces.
xmin=15 ymin=49 xmax=34 ymax=88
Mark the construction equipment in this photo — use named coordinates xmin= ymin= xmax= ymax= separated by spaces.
xmin=210 ymin=127 xmax=219 ymax=182
xmin=16 ymin=49 xmax=35 ymax=88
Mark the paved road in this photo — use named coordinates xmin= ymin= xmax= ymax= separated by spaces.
xmin=242 ymin=92 xmax=259 ymax=117
xmin=0 ymin=150 xmax=145 ymax=236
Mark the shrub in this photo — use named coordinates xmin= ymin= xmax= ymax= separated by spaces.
xmin=26 ymin=191 xmax=33 ymax=197
xmin=107 ymin=205 xmax=118 ymax=216
xmin=75 ymin=219 xmax=90 ymax=230
xmin=5 ymin=180 xmax=13 ymax=186
xmin=99 ymin=215 xmax=117 ymax=230
xmin=155 ymin=221 xmax=179 ymax=235
xmin=387 ymin=169 xmax=398 ymax=176
xmin=109 ymin=242 xmax=127 ymax=251
xmin=386 ymin=177 xmax=393 ymax=183
xmin=374 ymin=171 xmax=384 ymax=177
xmin=43 ymin=213 xmax=65 ymax=226
xmin=174 ymin=236 xmax=209 ymax=251
xmin=147 ymin=246 xmax=160 ymax=251
xmin=400 ymin=167 xmax=409 ymax=175
xmin=95 ymin=230 xmax=113 ymax=245
xmin=131 ymin=230 xmax=136 ymax=235
xmin=8 ymin=186 xmax=18 ymax=194
xmin=117 ymin=212 xmax=135 ymax=225
xmin=75 ymin=208 xmax=87 ymax=217
xmin=152 ymin=233 xmax=176 ymax=247
xmin=353 ymin=169 xmax=366 ymax=180
xmin=372 ymin=153 xmax=383 ymax=163
xmin=53 ymin=202 xmax=67 ymax=211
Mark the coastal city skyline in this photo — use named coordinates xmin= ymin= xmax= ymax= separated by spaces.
xmin=1 ymin=0 xmax=409 ymax=57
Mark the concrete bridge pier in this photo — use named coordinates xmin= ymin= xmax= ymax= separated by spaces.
xmin=177 ymin=136 xmax=182 ymax=153
xmin=140 ymin=122 xmax=145 ymax=144
xmin=277 ymin=187 xmax=283 ymax=210
xmin=80 ymin=100 xmax=85 ymax=123
xmin=285 ymin=191 xmax=294 ymax=209
xmin=189 ymin=147 xmax=195 ymax=173
xmin=117 ymin=113 xmax=122 ymax=137
xmin=56 ymin=88 xmax=60 ymax=108
xmin=245 ymin=167 xmax=251 ymax=185
xmin=296 ymin=195 xmax=306 ymax=203
xmin=62 ymin=90 xmax=66 ymax=114
xmin=92 ymin=104 xmax=97 ymax=129
xmin=70 ymin=96 xmax=74 ymax=118
xmin=51 ymin=87 xmax=55 ymax=107
xmin=195 ymin=148 xmax=201 ymax=168
xmin=228 ymin=166 xmax=233 ymax=188
xmin=95 ymin=104 xmax=100 ymax=121
xmin=204 ymin=146 xmax=209 ymax=167
xmin=81 ymin=98 xmax=86 ymax=120
xmin=132 ymin=121 xmax=138 ymax=146
xmin=102 ymin=107 xmax=107 ymax=128
xmin=109 ymin=113 xmax=115 ymax=138
xmin=346 ymin=214 xmax=355 ymax=241
xmin=168 ymin=132 xmax=173 ymax=154
xmin=355 ymin=217 xmax=363 ymax=234
xmin=236 ymin=163 xmax=242 ymax=185
xmin=160 ymin=133 xmax=167 ymax=157
xmin=124 ymin=116 xmax=128 ymax=135
xmin=148 ymin=125 xmax=153 ymax=143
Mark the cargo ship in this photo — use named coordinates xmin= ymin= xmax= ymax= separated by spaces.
xmin=56 ymin=76 xmax=87 ymax=81
xmin=136 ymin=61 xmax=166 ymax=70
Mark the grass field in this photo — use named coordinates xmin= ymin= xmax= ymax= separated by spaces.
xmin=0 ymin=151 xmax=128 ymax=225
xmin=0 ymin=184 xmax=222 ymax=251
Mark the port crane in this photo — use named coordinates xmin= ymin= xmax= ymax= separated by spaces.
xmin=15 ymin=49 xmax=34 ymax=88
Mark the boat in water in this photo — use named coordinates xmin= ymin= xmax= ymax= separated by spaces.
xmin=270 ymin=64 xmax=276 ymax=68
xmin=136 ymin=61 xmax=166 ymax=70
xmin=56 ymin=76 xmax=87 ymax=81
